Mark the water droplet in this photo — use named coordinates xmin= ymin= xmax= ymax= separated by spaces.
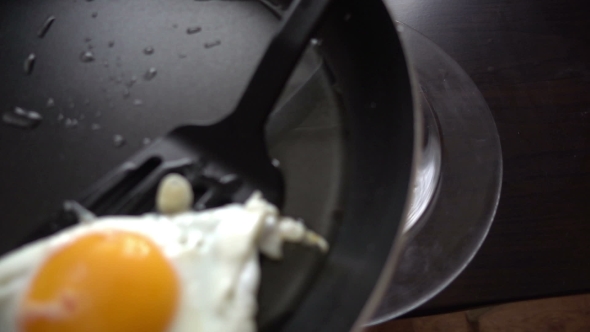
xmin=343 ymin=13 xmax=352 ymax=21
xmin=126 ymin=76 xmax=138 ymax=87
xmin=144 ymin=67 xmax=157 ymax=81
xmin=80 ymin=51 xmax=95 ymax=63
xmin=68 ymin=99 xmax=75 ymax=109
xmin=186 ymin=26 xmax=202 ymax=35
xmin=24 ymin=54 xmax=36 ymax=75
xmin=57 ymin=113 xmax=64 ymax=122
xmin=91 ymin=12 xmax=97 ymax=18
xmin=133 ymin=99 xmax=143 ymax=106
xmin=108 ymin=40 xmax=115 ymax=48
xmin=46 ymin=98 xmax=55 ymax=108
xmin=272 ymin=159 xmax=281 ymax=167
xmin=38 ymin=16 xmax=56 ymax=38
xmin=142 ymin=137 xmax=151 ymax=145
xmin=64 ymin=118 xmax=79 ymax=128
xmin=2 ymin=107 xmax=42 ymax=129
xmin=143 ymin=46 xmax=154 ymax=55
xmin=95 ymin=111 xmax=102 ymax=117
xmin=172 ymin=24 xmax=178 ymax=29
xmin=310 ymin=38 xmax=322 ymax=46
xmin=87 ymin=44 xmax=94 ymax=50
xmin=123 ymin=88 xmax=130 ymax=98
xmin=113 ymin=134 xmax=126 ymax=147
xmin=84 ymin=37 xmax=92 ymax=42
xmin=90 ymin=123 xmax=101 ymax=130
xmin=204 ymin=40 xmax=221 ymax=49
xmin=103 ymin=61 xmax=109 ymax=68
xmin=178 ymin=53 xmax=187 ymax=59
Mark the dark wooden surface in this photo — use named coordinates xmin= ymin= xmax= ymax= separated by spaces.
xmin=370 ymin=294 xmax=590 ymax=332
xmin=380 ymin=0 xmax=590 ymax=319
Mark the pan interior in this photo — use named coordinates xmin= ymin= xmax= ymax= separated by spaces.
xmin=0 ymin=0 xmax=346 ymax=328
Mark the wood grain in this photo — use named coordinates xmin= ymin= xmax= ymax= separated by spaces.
xmin=477 ymin=295 xmax=590 ymax=332
xmin=366 ymin=312 xmax=471 ymax=332
xmin=367 ymin=294 xmax=590 ymax=331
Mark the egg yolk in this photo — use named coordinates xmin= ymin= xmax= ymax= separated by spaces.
xmin=18 ymin=231 xmax=179 ymax=332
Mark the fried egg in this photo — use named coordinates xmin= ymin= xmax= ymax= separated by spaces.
xmin=0 ymin=174 xmax=327 ymax=332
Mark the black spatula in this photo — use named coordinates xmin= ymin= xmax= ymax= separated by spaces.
xmin=18 ymin=0 xmax=335 ymax=247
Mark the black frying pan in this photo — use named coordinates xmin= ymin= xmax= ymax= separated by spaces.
xmin=0 ymin=0 xmax=415 ymax=330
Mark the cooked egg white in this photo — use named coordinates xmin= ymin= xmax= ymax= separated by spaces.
xmin=0 ymin=174 xmax=327 ymax=332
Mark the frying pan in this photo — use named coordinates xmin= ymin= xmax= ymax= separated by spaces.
xmin=0 ymin=0 xmax=418 ymax=331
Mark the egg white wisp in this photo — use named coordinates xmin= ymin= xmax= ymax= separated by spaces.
xmin=0 ymin=174 xmax=327 ymax=332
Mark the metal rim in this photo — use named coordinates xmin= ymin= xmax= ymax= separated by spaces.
xmin=368 ymin=21 xmax=503 ymax=325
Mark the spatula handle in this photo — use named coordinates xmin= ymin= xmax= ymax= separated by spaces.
xmin=222 ymin=0 xmax=335 ymax=133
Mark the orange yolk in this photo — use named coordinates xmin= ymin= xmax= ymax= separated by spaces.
xmin=18 ymin=231 xmax=179 ymax=332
